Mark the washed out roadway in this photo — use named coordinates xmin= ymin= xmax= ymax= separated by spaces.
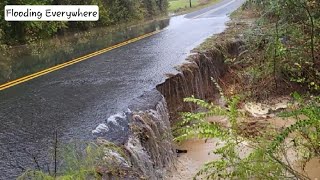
xmin=0 ymin=0 xmax=244 ymax=178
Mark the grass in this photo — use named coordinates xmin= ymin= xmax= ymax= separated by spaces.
xmin=168 ymin=0 xmax=220 ymax=14
xmin=168 ymin=0 xmax=199 ymax=12
xmin=18 ymin=140 xmax=132 ymax=180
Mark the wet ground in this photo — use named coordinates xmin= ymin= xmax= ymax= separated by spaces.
xmin=0 ymin=0 xmax=245 ymax=178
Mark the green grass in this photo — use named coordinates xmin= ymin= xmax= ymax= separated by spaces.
xmin=168 ymin=0 xmax=199 ymax=12
xmin=168 ymin=0 xmax=220 ymax=14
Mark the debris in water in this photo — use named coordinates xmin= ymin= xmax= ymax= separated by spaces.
xmin=176 ymin=149 xmax=188 ymax=154
xmin=244 ymin=97 xmax=290 ymax=118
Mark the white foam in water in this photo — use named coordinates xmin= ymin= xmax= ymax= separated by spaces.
xmin=92 ymin=123 xmax=109 ymax=136
xmin=92 ymin=110 xmax=131 ymax=136
xmin=106 ymin=112 xmax=126 ymax=126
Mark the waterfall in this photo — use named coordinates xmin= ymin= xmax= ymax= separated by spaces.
xmin=93 ymin=90 xmax=176 ymax=179
xmin=125 ymin=97 xmax=175 ymax=179
xmin=92 ymin=41 xmax=242 ymax=179
xmin=157 ymin=49 xmax=227 ymax=123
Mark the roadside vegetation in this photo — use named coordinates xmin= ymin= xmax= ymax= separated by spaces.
xmin=176 ymin=92 xmax=319 ymax=179
xmin=18 ymin=140 xmax=132 ymax=180
xmin=168 ymin=0 xmax=219 ymax=14
xmin=175 ymin=0 xmax=320 ymax=179
xmin=0 ymin=0 xmax=168 ymax=45
xmin=168 ymin=0 xmax=198 ymax=12
xmin=196 ymin=0 xmax=319 ymax=97
xmin=14 ymin=0 xmax=320 ymax=179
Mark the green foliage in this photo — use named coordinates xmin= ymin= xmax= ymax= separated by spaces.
xmin=174 ymin=96 xmax=229 ymax=142
xmin=175 ymin=93 xmax=320 ymax=179
xmin=195 ymin=142 xmax=285 ymax=179
xmin=168 ymin=0 xmax=218 ymax=13
xmin=270 ymin=94 xmax=320 ymax=160
xmin=59 ymin=143 xmax=104 ymax=179
xmin=245 ymin=0 xmax=320 ymax=93
xmin=0 ymin=0 xmax=168 ymax=45
xmin=168 ymin=0 xmax=198 ymax=12
xmin=173 ymin=1 xmax=319 ymax=177
xmin=174 ymin=95 xmax=288 ymax=179
xmin=18 ymin=170 xmax=55 ymax=180
xmin=18 ymin=142 xmax=105 ymax=180
xmin=0 ymin=0 xmax=67 ymax=44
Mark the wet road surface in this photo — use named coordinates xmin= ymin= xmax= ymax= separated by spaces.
xmin=0 ymin=0 xmax=244 ymax=178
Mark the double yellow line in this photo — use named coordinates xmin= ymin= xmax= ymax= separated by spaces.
xmin=0 ymin=30 xmax=162 ymax=91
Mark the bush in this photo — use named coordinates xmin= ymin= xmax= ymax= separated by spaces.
xmin=0 ymin=0 xmax=169 ymax=45
xmin=175 ymin=93 xmax=319 ymax=179
xmin=18 ymin=138 xmax=134 ymax=179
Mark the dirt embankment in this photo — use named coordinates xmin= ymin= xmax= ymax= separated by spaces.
xmin=162 ymin=5 xmax=320 ymax=180
xmin=99 ymin=4 xmax=319 ymax=179
xmin=156 ymin=41 xmax=244 ymax=124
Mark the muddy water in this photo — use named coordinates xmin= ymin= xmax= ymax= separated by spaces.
xmin=304 ymin=158 xmax=320 ymax=179
xmin=167 ymin=139 xmax=221 ymax=180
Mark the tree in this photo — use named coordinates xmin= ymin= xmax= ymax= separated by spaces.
xmin=0 ymin=0 xmax=169 ymax=44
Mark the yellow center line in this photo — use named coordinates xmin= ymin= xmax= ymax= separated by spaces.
xmin=0 ymin=30 xmax=163 ymax=91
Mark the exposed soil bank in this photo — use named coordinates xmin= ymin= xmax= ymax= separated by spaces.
xmin=94 ymin=40 xmax=244 ymax=179
xmin=156 ymin=46 xmax=236 ymax=123
xmin=156 ymin=2 xmax=320 ymax=179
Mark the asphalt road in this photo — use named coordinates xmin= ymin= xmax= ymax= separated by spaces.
xmin=0 ymin=0 xmax=244 ymax=178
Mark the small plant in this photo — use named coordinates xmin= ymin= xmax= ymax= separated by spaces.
xmin=269 ymin=93 xmax=320 ymax=166
xmin=18 ymin=140 xmax=127 ymax=180
xmin=174 ymin=95 xmax=287 ymax=179
xmin=18 ymin=142 xmax=105 ymax=180
xmin=175 ymin=92 xmax=319 ymax=179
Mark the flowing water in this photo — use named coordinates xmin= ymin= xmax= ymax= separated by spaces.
xmin=0 ymin=0 xmax=245 ymax=178
xmin=0 ymin=18 xmax=172 ymax=179
xmin=0 ymin=19 xmax=170 ymax=84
